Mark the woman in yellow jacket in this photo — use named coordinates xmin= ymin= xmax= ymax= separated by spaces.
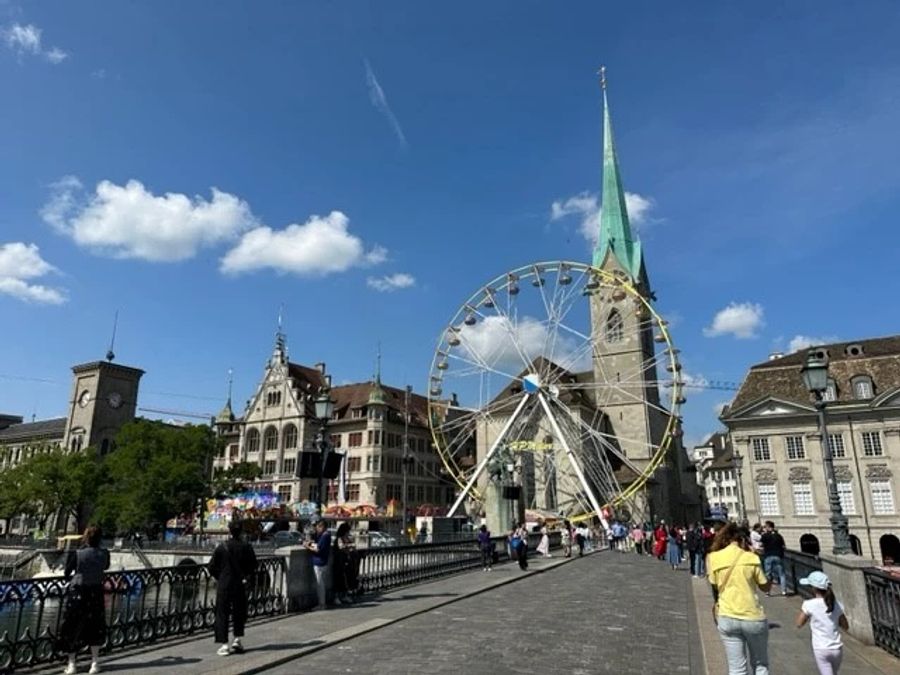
xmin=707 ymin=523 xmax=772 ymax=675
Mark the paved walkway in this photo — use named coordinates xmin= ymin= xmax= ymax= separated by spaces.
xmin=691 ymin=573 xmax=898 ymax=674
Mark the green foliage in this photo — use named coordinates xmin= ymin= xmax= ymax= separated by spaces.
xmin=210 ymin=461 xmax=262 ymax=497
xmin=94 ymin=419 xmax=215 ymax=533
xmin=0 ymin=447 xmax=106 ymax=532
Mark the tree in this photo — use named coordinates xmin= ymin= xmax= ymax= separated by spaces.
xmin=210 ymin=461 xmax=262 ymax=498
xmin=95 ymin=419 xmax=215 ymax=534
xmin=0 ymin=462 xmax=38 ymax=534
xmin=23 ymin=449 xmax=107 ymax=533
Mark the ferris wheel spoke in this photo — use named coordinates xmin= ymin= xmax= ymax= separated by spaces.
xmin=446 ymin=350 xmax=524 ymax=385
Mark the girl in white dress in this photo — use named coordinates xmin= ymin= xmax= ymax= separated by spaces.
xmin=796 ymin=571 xmax=849 ymax=675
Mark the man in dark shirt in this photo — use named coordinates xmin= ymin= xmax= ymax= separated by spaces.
xmin=209 ymin=522 xmax=258 ymax=655
xmin=760 ymin=520 xmax=787 ymax=596
xmin=305 ymin=519 xmax=331 ymax=609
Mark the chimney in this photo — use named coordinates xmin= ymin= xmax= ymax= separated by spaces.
xmin=768 ymin=352 xmax=784 ymax=361
xmin=315 ymin=362 xmax=326 ymax=374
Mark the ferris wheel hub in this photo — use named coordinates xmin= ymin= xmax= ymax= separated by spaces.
xmin=522 ymin=373 xmax=541 ymax=393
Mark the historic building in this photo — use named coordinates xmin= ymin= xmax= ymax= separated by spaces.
xmin=586 ymin=80 xmax=699 ymax=523
xmin=211 ymin=332 xmax=456 ymax=512
xmin=721 ymin=336 xmax=900 ymax=562
xmin=0 ymin=358 xmax=144 ymax=533
xmin=692 ymin=432 xmax=743 ymax=522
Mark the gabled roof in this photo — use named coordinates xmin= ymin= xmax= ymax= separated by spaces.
xmin=726 ymin=334 xmax=900 ymax=415
xmin=0 ymin=417 xmax=67 ymax=443
xmin=330 ymin=382 xmax=431 ymax=428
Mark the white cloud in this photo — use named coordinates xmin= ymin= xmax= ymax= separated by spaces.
xmin=788 ymin=334 xmax=838 ymax=353
xmin=681 ymin=371 xmax=709 ymax=389
xmin=367 ymin=273 xmax=416 ymax=292
xmin=703 ymin=302 xmax=764 ymax=339
xmin=456 ymin=315 xmax=589 ymax=373
xmin=2 ymin=23 xmax=68 ymax=63
xmin=43 ymin=177 xmax=257 ymax=262
xmin=364 ymin=59 xmax=407 ymax=148
xmin=0 ymin=242 xmax=66 ymax=304
xmin=549 ymin=190 xmax=654 ymax=245
xmin=221 ymin=211 xmax=386 ymax=276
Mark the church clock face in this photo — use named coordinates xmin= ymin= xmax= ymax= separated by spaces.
xmin=107 ymin=392 xmax=123 ymax=409
xmin=78 ymin=390 xmax=91 ymax=408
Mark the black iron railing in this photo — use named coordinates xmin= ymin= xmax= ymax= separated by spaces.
xmin=863 ymin=567 xmax=900 ymax=658
xmin=0 ymin=556 xmax=285 ymax=672
xmin=354 ymin=531 xmax=560 ymax=594
xmin=783 ymin=549 xmax=822 ymax=598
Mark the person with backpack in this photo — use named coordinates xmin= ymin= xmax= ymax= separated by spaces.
xmin=797 ymin=571 xmax=849 ymax=675
xmin=209 ymin=521 xmax=258 ymax=656
xmin=760 ymin=520 xmax=788 ymax=595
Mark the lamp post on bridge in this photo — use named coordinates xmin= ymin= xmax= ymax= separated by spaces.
xmin=314 ymin=383 xmax=336 ymax=517
xmin=800 ymin=348 xmax=851 ymax=555
xmin=732 ymin=451 xmax=746 ymax=523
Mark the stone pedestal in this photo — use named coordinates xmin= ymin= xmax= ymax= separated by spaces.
xmin=818 ymin=551 xmax=878 ymax=645
xmin=484 ymin=481 xmax=515 ymax=538
xmin=275 ymin=546 xmax=332 ymax=612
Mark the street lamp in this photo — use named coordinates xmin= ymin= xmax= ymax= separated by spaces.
xmin=314 ymin=382 xmax=335 ymax=517
xmin=800 ymin=348 xmax=851 ymax=555
xmin=732 ymin=451 xmax=746 ymax=523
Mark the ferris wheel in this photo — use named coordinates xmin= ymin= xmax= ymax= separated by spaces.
xmin=427 ymin=261 xmax=684 ymax=529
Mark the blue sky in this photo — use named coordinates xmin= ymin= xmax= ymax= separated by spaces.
xmin=2 ymin=2 xmax=899 ymax=446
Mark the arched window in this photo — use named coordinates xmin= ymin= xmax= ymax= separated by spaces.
xmin=246 ymin=428 xmax=260 ymax=453
xmin=851 ymin=375 xmax=874 ymax=400
xmin=605 ymin=309 xmax=624 ymax=343
xmin=880 ymin=534 xmax=900 ymax=565
xmin=848 ymin=534 xmax=863 ymax=556
xmin=283 ymin=424 xmax=298 ymax=450
xmin=263 ymin=426 xmax=279 ymax=452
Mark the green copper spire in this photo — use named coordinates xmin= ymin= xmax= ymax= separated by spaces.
xmin=368 ymin=342 xmax=387 ymax=405
xmin=592 ymin=68 xmax=643 ymax=280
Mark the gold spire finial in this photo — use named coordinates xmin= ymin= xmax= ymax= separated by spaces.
xmin=598 ymin=65 xmax=607 ymax=91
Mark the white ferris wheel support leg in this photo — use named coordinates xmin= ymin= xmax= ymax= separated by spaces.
xmin=446 ymin=394 xmax=532 ymax=518
xmin=536 ymin=392 xmax=611 ymax=534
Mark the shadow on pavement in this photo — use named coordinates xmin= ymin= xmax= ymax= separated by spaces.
xmin=251 ymin=639 xmax=324 ymax=652
xmin=102 ymin=656 xmax=203 ymax=671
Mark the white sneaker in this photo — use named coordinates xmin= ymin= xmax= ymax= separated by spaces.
xmin=217 ymin=644 xmax=232 ymax=656
xmin=63 ymin=664 xmax=77 ymax=675
xmin=89 ymin=663 xmax=101 ymax=674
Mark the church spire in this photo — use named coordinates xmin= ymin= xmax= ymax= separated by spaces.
xmin=592 ymin=67 xmax=643 ymax=281
xmin=368 ymin=342 xmax=387 ymax=405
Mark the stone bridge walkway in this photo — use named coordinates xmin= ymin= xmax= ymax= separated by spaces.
xmin=27 ymin=550 xmax=899 ymax=675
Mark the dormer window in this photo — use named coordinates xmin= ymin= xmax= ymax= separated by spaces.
xmin=845 ymin=343 xmax=864 ymax=358
xmin=851 ymin=375 xmax=874 ymax=400
xmin=824 ymin=379 xmax=837 ymax=402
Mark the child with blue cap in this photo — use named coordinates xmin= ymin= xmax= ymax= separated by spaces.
xmin=795 ymin=571 xmax=849 ymax=674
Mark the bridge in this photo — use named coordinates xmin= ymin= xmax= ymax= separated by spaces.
xmin=2 ymin=541 xmax=898 ymax=674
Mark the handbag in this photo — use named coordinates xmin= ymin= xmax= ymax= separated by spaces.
xmin=712 ymin=554 xmax=741 ymax=625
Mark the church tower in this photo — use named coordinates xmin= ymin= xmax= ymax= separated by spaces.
xmin=588 ymin=71 xmax=675 ymax=520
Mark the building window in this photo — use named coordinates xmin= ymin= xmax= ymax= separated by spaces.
xmin=852 ymin=376 xmax=874 ymax=400
xmin=347 ymin=456 xmax=361 ymax=472
xmin=246 ymin=428 xmax=260 ymax=453
xmin=785 ymin=436 xmax=805 ymax=460
xmin=367 ymin=430 xmax=373 ymax=445
xmin=792 ymin=482 xmax=814 ymax=515
xmin=757 ymin=483 xmax=780 ymax=515
xmin=605 ymin=310 xmax=624 ymax=343
xmin=348 ymin=432 xmax=363 ymax=447
xmin=417 ymin=485 xmax=425 ymax=502
xmin=827 ymin=433 xmax=845 ymax=458
xmin=327 ymin=484 xmax=339 ymax=502
xmin=751 ymin=437 xmax=771 ymax=462
xmin=264 ymin=460 xmax=277 ymax=476
xmin=308 ymin=485 xmax=320 ymax=502
xmin=263 ymin=426 xmax=278 ymax=452
xmin=330 ymin=434 xmax=342 ymax=448
xmin=861 ymin=431 xmax=883 ymax=457
xmin=266 ymin=390 xmax=282 ymax=407
xmin=283 ymin=424 xmax=298 ymax=449
xmin=282 ymin=457 xmax=296 ymax=475
xmin=348 ymin=483 xmax=360 ymax=502
xmin=824 ymin=380 xmax=837 ymax=402
xmin=374 ymin=430 xmax=381 ymax=445
xmin=277 ymin=485 xmax=293 ymax=502
xmin=870 ymin=480 xmax=895 ymax=515
xmin=836 ymin=481 xmax=856 ymax=515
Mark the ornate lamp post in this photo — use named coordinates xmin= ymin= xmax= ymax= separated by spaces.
xmin=314 ymin=384 xmax=336 ymax=517
xmin=732 ymin=451 xmax=746 ymax=523
xmin=800 ymin=348 xmax=851 ymax=555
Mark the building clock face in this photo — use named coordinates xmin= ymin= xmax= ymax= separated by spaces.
xmin=107 ymin=392 xmax=123 ymax=409
xmin=78 ymin=390 xmax=91 ymax=408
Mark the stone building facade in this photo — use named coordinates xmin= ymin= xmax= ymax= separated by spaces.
xmin=721 ymin=336 xmax=900 ymax=562
xmin=692 ymin=432 xmax=742 ymax=522
xmin=211 ymin=334 xmax=456 ymax=512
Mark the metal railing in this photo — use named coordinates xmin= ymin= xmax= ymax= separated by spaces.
xmin=783 ymin=549 xmax=822 ymax=598
xmin=863 ymin=567 xmax=900 ymax=658
xmin=0 ymin=556 xmax=285 ymax=672
xmin=353 ymin=531 xmax=560 ymax=594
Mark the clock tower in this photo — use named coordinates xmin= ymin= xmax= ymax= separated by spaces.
xmin=63 ymin=360 xmax=144 ymax=456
